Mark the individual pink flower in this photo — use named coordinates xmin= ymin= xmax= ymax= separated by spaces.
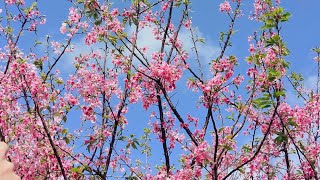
xmin=110 ymin=8 xmax=119 ymax=16
xmin=261 ymin=124 xmax=268 ymax=134
xmin=67 ymin=94 xmax=79 ymax=106
xmin=219 ymin=1 xmax=232 ymax=13
xmin=233 ymin=75 xmax=244 ymax=86
xmin=314 ymin=56 xmax=320 ymax=61
xmin=60 ymin=23 xmax=67 ymax=34
xmin=40 ymin=18 xmax=46 ymax=24
xmin=249 ymin=44 xmax=255 ymax=54
xmin=184 ymin=19 xmax=192 ymax=29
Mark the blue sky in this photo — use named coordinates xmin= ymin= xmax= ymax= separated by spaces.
xmin=30 ymin=0 xmax=320 ymax=95
xmin=1 ymin=0 xmax=320 ymax=176
xmin=35 ymin=0 xmax=320 ymax=172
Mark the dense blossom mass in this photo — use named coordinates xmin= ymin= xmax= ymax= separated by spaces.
xmin=0 ymin=0 xmax=319 ymax=179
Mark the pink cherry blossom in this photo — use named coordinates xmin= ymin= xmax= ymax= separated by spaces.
xmin=219 ymin=1 xmax=232 ymax=13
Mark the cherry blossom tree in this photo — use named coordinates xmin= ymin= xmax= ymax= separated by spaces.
xmin=0 ymin=0 xmax=319 ymax=179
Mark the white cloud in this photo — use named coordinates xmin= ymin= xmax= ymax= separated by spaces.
xmin=305 ymin=75 xmax=318 ymax=91
xmin=127 ymin=25 xmax=220 ymax=65
xmin=178 ymin=28 xmax=220 ymax=63
xmin=129 ymin=25 xmax=161 ymax=57
xmin=63 ymin=38 xmax=106 ymax=68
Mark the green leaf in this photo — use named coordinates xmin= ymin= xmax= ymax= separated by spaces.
xmin=296 ymin=170 xmax=303 ymax=175
xmin=262 ymin=18 xmax=276 ymax=29
xmin=265 ymin=35 xmax=281 ymax=47
xmin=70 ymin=167 xmax=80 ymax=173
xmin=94 ymin=19 xmax=102 ymax=26
xmin=280 ymin=12 xmax=291 ymax=22
xmin=226 ymin=112 xmax=235 ymax=121
xmin=298 ymin=141 xmax=306 ymax=151
xmin=123 ymin=17 xmax=128 ymax=26
xmin=93 ymin=13 xmax=98 ymax=20
xmin=132 ymin=142 xmax=138 ymax=149
xmin=31 ymin=2 xmax=37 ymax=8
xmin=281 ymin=59 xmax=290 ymax=68
xmin=267 ymin=68 xmax=281 ymax=81
xmin=287 ymin=118 xmax=297 ymax=127
xmin=143 ymin=128 xmax=150 ymax=134
xmin=198 ymin=38 xmax=206 ymax=44
xmin=63 ymin=137 xmax=70 ymax=144
xmin=312 ymin=47 xmax=320 ymax=54
xmin=272 ymin=7 xmax=284 ymax=17
xmin=225 ymin=134 xmax=233 ymax=139
xmin=183 ymin=0 xmax=190 ymax=5
xmin=40 ymin=72 xmax=46 ymax=80
xmin=33 ymin=60 xmax=43 ymax=70
xmin=62 ymin=115 xmax=67 ymax=122
xmin=223 ymin=144 xmax=233 ymax=151
xmin=246 ymin=56 xmax=253 ymax=63
xmin=252 ymin=94 xmax=273 ymax=109
xmin=274 ymin=132 xmax=288 ymax=145
xmin=242 ymin=145 xmax=251 ymax=153
xmin=174 ymin=1 xmax=182 ymax=7
xmin=71 ymin=165 xmax=86 ymax=173
xmin=108 ymin=36 xmax=118 ymax=45
xmin=119 ymin=136 xmax=127 ymax=141
xmin=274 ymin=90 xmax=285 ymax=98
xmin=126 ymin=177 xmax=139 ymax=180
xmin=132 ymin=18 xmax=139 ymax=26
xmin=265 ymin=0 xmax=272 ymax=6
xmin=290 ymin=72 xmax=304 ymax=81
xmin=5 ymin=27 xmax=13 ymax=34
xmin=34 ymin=40 xmax=42 ymax=46
xmin=132 ymin=0 xmax=139 ymax=6
xmin=188 ymin=77 xmax=195 ymax=82
xmin=17 ymin=58 xmax=27 ymax=64
xmin=127 ymin=71 xmax=133 ymax=79
xmin=239 ymin=168 xmax=245 ymax=174
xmin=55 ymin=79 xmax=64 ymax=85
xmin=62 ymin=129 xmax=68 ymax=135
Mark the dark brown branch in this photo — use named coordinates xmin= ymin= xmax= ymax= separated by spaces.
xmin=157 ymin=93 xmax=171 ymax=174
xmin=210 ymin=109 xmax=219 ymax=179
xmin=105 ymin=2 xmax=141 ymax=177
xmin=217 ymin=2 xmax=241 ymax=61
xmin=160 ymin=0 xmax=174 ymax=54
xmin=44 ymin=38 xmax=72 ymax=81
xmin=35 ymin=105 xmax=68 ymax=179
xmin=158 ymin=83 xmax=198 ymax=146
